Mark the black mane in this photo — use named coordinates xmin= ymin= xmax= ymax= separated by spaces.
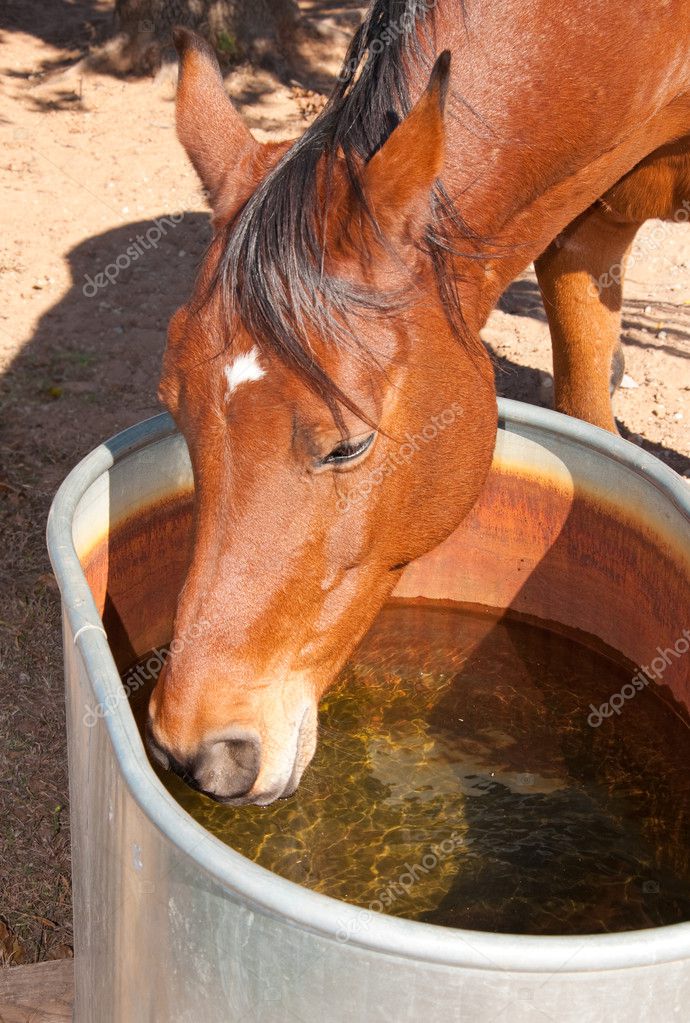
xmin=213 ymin=0 xmax=479 ymax=419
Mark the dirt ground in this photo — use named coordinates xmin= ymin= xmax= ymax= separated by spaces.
xmin=0 ymin=0 xmax=688 ymax=964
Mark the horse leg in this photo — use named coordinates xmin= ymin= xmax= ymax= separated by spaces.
xmin=535 ymin=205 xmax=639 ymax=433
xmin=536 ymin=140 xmax=690 ymax=433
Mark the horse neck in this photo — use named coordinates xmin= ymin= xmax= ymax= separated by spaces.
xmin=405 ymin=0 xmax=690 ymax=325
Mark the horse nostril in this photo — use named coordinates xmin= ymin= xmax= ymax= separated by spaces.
xmin=195 ymin=731 xmax=261 ymax=801
xmin=145 ymin=719 xmax=261 ymax=801
xmin=145 ymin=720 xmax=197 ymax=787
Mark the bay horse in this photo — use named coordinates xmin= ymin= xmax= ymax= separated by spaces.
xmin=147 ymin=0 xmax=690 ymax=804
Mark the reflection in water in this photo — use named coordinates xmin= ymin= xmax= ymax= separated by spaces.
xmin=128 ymin=603 xmax=690 ymax=935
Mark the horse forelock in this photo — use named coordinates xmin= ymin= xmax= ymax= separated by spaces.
xmin=201 ymin=0 xmax=480 ymax=421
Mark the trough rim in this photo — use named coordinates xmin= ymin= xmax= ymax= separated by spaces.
xmin=47 ymin=398 xmax=690 ymax=974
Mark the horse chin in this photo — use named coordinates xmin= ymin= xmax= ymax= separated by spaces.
xmin=251 ymin=700 xmax=319 ymax=805
xmin=281 ymin=705 xmax=319 ymax=799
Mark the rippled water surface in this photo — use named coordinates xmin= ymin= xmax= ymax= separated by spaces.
xmin=128 ymin=603 xmax=690 ymax=934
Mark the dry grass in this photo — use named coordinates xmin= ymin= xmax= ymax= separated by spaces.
xmin=0 ymin=465 xmax=72 ymax=960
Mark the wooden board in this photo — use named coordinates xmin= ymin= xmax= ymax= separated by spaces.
xmin=0 ymin=960 xmax=74 ymax=1023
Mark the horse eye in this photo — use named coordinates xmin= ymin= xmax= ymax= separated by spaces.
xmin=321 ymin=432 xmax=375 ymax=466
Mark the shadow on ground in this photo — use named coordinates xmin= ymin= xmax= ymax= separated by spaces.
xmin=0 ymin=0 xmax=367 ymax=92
xmin=0 ymin=210 xmax=209 ymax=961
xmin=493 ymin=278 xmax=690 ymax=476
xmin=1 ymin=0 xmax=112 ymax=72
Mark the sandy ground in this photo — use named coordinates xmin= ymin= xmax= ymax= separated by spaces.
xmin=0 ymin=0 xmax=688 ymax=963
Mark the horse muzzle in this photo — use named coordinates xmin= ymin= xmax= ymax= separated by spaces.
xmin=145 ymin=699 xmax=318 ymax=805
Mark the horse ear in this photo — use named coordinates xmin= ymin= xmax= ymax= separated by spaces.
xmin=361 ymin=51 xmax=451 ymax=242
xmin=173 ymin=27 xmax=261 ymax=216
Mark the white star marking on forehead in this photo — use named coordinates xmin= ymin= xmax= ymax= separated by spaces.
xmin=224 ymin=347 xmax=266 ymax=400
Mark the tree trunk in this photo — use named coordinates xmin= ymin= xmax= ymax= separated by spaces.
xmin=112 ymin=0 xmax=299 ymax=72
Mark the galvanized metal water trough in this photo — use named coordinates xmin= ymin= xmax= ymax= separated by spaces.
xmin=47 ymin=399 xmax=690 ymax=1023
